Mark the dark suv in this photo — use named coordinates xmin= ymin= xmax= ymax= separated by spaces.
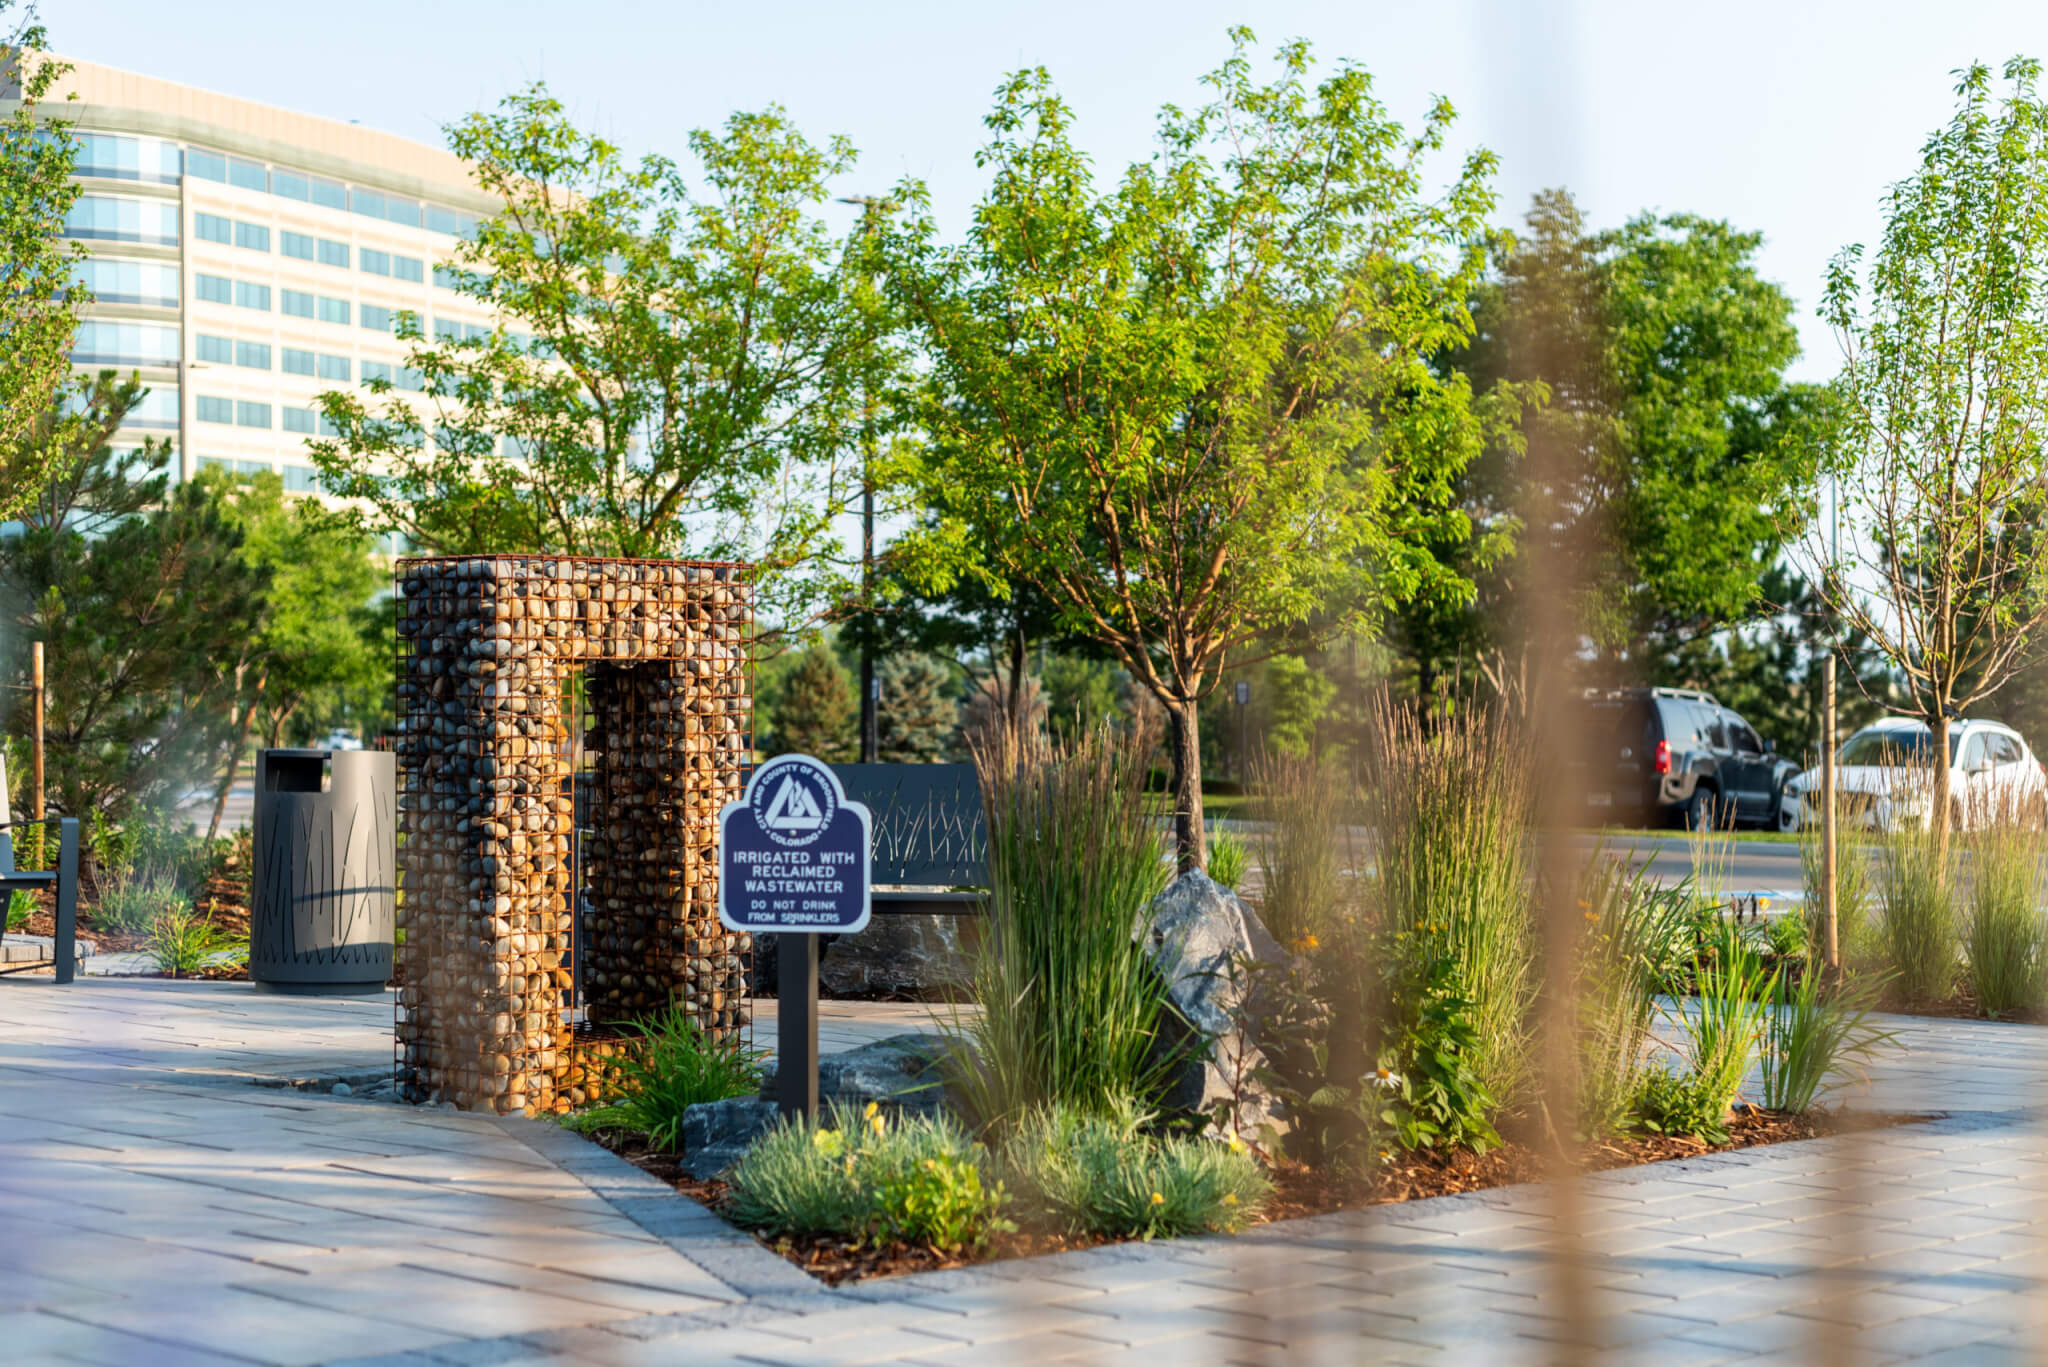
xmin=1571 ymin=688 xmax=1800 ymax=830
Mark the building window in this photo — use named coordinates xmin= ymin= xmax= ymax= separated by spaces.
xmin=360 ymin=248 xmax=391 ymax=277
xmin=283 ymin=465 xmax=319 ymax=493
xmin=197 ymin=395 xmax=234 ymax=424
xmin=186 ymin=147 xmax=227 ymax=183
xmin=317 ymin=353 xmax=351 ymax=381
xmin=196 ymin=334 xmax=232 ymax=365
xmin=433 ymin=264 xmax=464 ymax=290
xmin=234 ymin=221 xmax=270 ymax=252
xmin=465 ymin=323 xmax=492 ymax=342
xmin=318 ymin=414 xmax=343 ymax=438
xmin=318 ymin=297 xmax=350 ymax=325
xmin=318 ymin=239 xmax=350 ymax=269
xmin=65 ymin=196 xmax=180 ymax=245
xmin=361 ymin=360 xmax=393 ymax=385
xmin=235 ymin=341 xmax=271 ymax=370
xmin=195 ymin=273 xmax=231 ymax=305
xmin=234 ymin=281 xmax=270 ymax=311
xmin=71 ymin=132 xmax=182 ymax=185
xmin=361 ymin=304 xmax=394 ymax=333
xmin=281 ymin=289 xmax=315 ymax=319
xmin=281 ymin=230 xmax=315 ymax=260
xmin=434 ymin=318 xmax=461 ymax=340
xmin=83 ymin=382 xmax=181 ymax=430
xmin=310 ymin=176 xmax=346 ymax=211
xmin=73 ymin=321 xmax=180 ymax=366
xmin=282 ymin=348 xmax=316 ymax=376
xmin=282 ymin=407 xmax=318 ymax=434
xmin=228 ymin=157 xmax=268 ymax=192
xmin=424 ymin=204 xmax=462 ymax=236
xmin=70 ymin=258 xmax=179 ymax=308
xmin=351 ymin=188 xmax=387 ymax=220
xmin=236 ymin=401 xmax=271 ymax=429
xmin=195 ymin=212 xmax=233 ymax=245
xmin=271 ymin=169 xmax=310 ymax=202
xmin=392 ymin=254 xmax=424 ymax=284
xmin=395 ymin=365 xmax=426 ymax=392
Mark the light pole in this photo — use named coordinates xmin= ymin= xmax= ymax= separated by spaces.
xmin=838 ymin=194 xmax=896 ymax=764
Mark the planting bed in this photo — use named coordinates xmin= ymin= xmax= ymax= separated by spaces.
xmin=580 ymin=1107 xmax=1927 ymax=1286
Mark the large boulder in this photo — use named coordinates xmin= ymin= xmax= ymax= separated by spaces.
xmin=1142 ymin=869 xmax=1287 ymax=1144
xmin=819 ymin=914 xmax=976 ymax=1000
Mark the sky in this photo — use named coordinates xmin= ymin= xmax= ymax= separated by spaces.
xmin=47 ymin=0 xmax=2048 ymax=382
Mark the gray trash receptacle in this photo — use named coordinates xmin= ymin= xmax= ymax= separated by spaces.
xmin=251 ymin=748 xmax=395 ymax=995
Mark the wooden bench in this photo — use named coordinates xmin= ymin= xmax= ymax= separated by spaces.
xmin=0 ymin=755 xmax=81 ymax=983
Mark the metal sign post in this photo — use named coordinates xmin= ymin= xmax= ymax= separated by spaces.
xmin=719 ymin=754 xmax=873 ymax=1120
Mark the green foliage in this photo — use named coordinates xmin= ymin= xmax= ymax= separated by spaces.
xmin=1251 ymin=751 xmax=1345 ymax=947
xmin=307 ymin=86 xmax=897 ymax=623
xmin=876 ymin=652 xmax=957 ymax=762
xmin=999 ymin=1096 xmax=1269 ymax=1239
xmin=1255 ymin=656 xmax=1335 ymax=761
xmin=6 ymin=889 xmax=32 ymax=931
xmin=1800 ymin=802 xmax=1874 ymax=966
xmin=1573 ymin=853 xmax=1694 ymax=1138
xmin=886 ymin=33 xmax=1510 ymax=863
xmin=767 ymin=646 xmax=855 ymax=761
xmin=1876 ymin=820 xmax=1955 ymax=1003
xmin=2 ymin=420 xmax=267 ymax=821
xmin=1041 ymin=653 xmax=1124 ymax=748
xmin=1362 ymin=703 xmax=1535 ymax=1105
xmin=0 ymin=16 xmax=86 ymax=518
xmin=1816 ymin=60 xmax=2048 ymax=844
xmin=144 ymin=904 xmax=248 ymax=977
xmin=1760 ymin=969 xmax=1898 ymax=1113
xmin=1205 ymin=828 xmax=1249 ymax=893
xmin=1631 ymin=1067 xmax=1736 ymax=1146
xmin=604 ymin=1003 xmax=768 ymax=1151
xmin=1658 ymin=922 xmax=1776 ymax=1140
xmin=1375 ymin=951 xmax=1500 ymax=1154
xmin=1965 ymin=822 xmax=2047 ymax=1019
xmin=941 ymin=725 xmax=1174 ymax=1131
xmin=726 ymin=1103 xmax=1012 ymax=1253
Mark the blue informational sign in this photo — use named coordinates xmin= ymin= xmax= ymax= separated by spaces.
xmin=718 ymin=754 xmax=872 ymax=934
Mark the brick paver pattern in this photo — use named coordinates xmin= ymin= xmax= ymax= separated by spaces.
xmin=2 ymin=978 xmax=2045 ymax=1365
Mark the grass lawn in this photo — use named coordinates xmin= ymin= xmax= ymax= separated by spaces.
xmin=1580 ymin=823 xmax=1804 ymax=845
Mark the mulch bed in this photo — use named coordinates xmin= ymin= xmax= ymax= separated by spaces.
xmin=1874 ymin=986 xmax=2048 ymax=1025
xmin=5 ymin=865 xmax=254 ymax=980
xmin=588 ymin=1106 xmax=1930 ymax=1287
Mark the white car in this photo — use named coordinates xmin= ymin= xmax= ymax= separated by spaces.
xmin=320 ymin=729 xmax=364 ymax=752
xmin=1787 ymin=716 xmax=2048 ymax=832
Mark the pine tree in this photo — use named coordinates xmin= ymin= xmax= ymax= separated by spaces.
xmin=877 ymin=654 xmax=957 ymax=762
xmin=768 ymin=647 xmax=855 ymax=761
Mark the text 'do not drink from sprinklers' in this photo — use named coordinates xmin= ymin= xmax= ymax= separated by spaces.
xmin=717 ymin=754 xmax=872 ymax=935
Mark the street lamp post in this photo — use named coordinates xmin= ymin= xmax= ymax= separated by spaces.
xmin=838 ymin=194 xmax=896 ymax=764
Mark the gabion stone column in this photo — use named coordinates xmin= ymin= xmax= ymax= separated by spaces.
xmin=393 ymin=555 xmax=752 ymax=1116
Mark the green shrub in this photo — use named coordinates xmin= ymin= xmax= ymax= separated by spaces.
xmin=1000 ymin=1096 xmax=1269 ymax=1239
xmin=1377 ymin=949 xmax=1500 ymax=1153
xmin=1632 ymin=1066 xmax=1738 ymax=1145
xmin=1661 ymin=921 xmax=1775 ymax=1140
xmin=6 ymin=890 xmax=33 ymax=931
xmin=605 ymin=1003 xmax=768 ymax=1151
xmin=1876 ymin=818 xmax=1955 ymax=1002
xmin=1252 ymin=752 xmax=1345 ymax=946
xmin=1760 ymin=968 xmax=1897 ymax=1113
xmin=1965 ymin=822 xmax=2046 ymax=1018
xmin=1206 ymin=827 xmax=1250 ymax=892
xmin=944 ymin=725 xmax=1175 ymax=1130
xmin=145 ymin=905 xmax=248 ymax=976
xmin=726 ymin=1102 xmax=1011 ymax=1253
xmin=95 ymin=874 xmax=189 ymax=935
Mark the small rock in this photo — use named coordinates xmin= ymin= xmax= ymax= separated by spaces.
xmin=331 ymin=1082 xmax=352 ymax=1097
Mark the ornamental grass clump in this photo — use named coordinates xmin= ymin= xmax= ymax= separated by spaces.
xmin=1639 ymin=921 xmax=1775 ymax=1144
xmin=1206 ymin=826 xmax=1251 ymax=893
xmin=1875 ymin=814 xmax=1956 ymax=1003
xmin=943 ymin=723 xmax=1174 ymax=1131
xmin=1572 ymin=852 xmax=1693 ymax=1138
xmin=999 ymin=1095 xmax=1269 ymax=1239
xmin=576 ymin=1003 xmax=767 ymax=1150
xmin=1964 ymin=818 xmax=2047 ymax=1019
xmin=1252 ymin=751 xmax=1346 ymax=946
xmin=1798 ymin=797 xmax=1873 ymax=966
xmin=726 ymin=1102 xmax=1011 ymax=1253
xmin=1760 ymin=967 xmax=1897 ymax=1113
xmin=1360 ymin=701 xmax=1536 ymax=1108
xmin=144 ymin=904 xmax=248 ymax=977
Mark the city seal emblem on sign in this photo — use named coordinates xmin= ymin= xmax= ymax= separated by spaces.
xmin=749 ymin=754 xmax=840 ymax=848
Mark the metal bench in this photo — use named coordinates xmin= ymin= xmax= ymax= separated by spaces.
xmin=0 ymin=755 xmax=81 ymax=983
xmin=828 ymin=763 xmax=988 ymax=916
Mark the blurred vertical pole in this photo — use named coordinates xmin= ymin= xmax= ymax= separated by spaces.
xmin=1822 ymin=653 xmax=1838 ymax=973
xmin=31 ymin=641 xmax=44 ymax=868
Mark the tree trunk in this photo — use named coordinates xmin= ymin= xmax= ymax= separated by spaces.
xmin=1167 ymin=697 xmax=1206 ymax=873
xmin=207 ymin=672 xmax=264 ymax=843
xmin=1930 ymin=708 xmax=1953 ymax=866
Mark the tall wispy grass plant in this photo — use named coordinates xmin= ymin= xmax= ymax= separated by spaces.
xmin=1965 ymin=819 xmax=2046 ymax=1018
xmin=1876 ymin=815 xmax=1955 ymax=1003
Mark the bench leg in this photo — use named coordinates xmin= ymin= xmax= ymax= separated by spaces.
xmin=53 ymin=819 xmax=78 ymax=985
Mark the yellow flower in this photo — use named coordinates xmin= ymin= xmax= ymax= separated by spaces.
xmin=871 ymin=1114 xmax=886 ymax=1136
xmin=812 ymin=1129 xmax=845 ymax=1159
xmin=1222 ymin=1193 xmax=1239 ymax=1206
xmin=1150 ymin=1192 xmax=1165 ymax=1205
xmin=1227 ymin=1135 xmax=1247 ymax=1155
xmin=865 ymin=1101 xmax=880 ymax=1119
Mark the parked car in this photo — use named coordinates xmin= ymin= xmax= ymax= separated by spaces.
xmin=319 ymin=729 xmax=364 ymax=752
xmin=1571 ymin=687 xmax=1800 ymax=831
xmin=1786 ymin=716 xmax=2048 ymax=832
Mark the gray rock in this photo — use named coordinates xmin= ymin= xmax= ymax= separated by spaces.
xmin=679 ymin=1097 xmax=780 ymax=1180
xmin=1142 ymin=870 xmax=1287 ymax=1143
xmin=330 ymin=1082 xmax=352 ymax=1097
xmin=817 ymin=914 xmax=976 ymax=1000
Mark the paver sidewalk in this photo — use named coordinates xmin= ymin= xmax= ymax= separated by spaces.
xmin=4 ymin=979 xmax=2047 ymax=1365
